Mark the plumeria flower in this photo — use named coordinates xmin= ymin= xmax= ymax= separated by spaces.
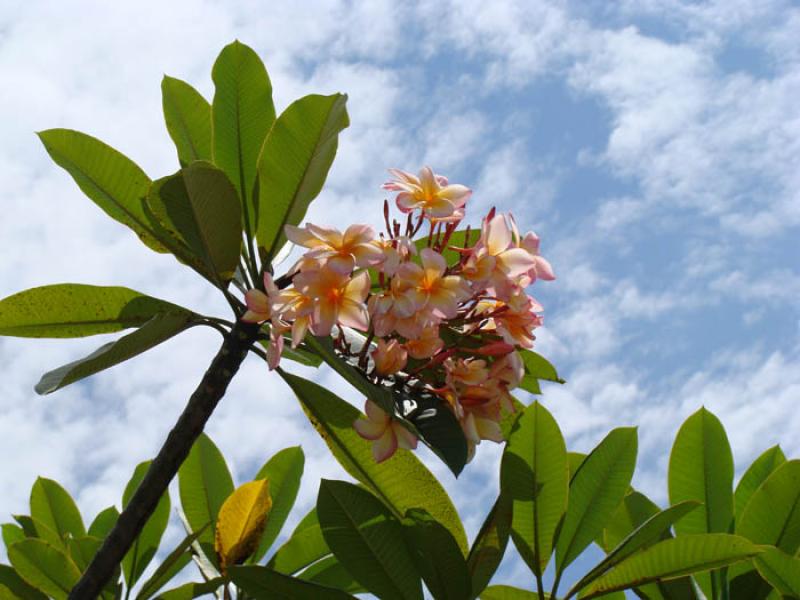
xmin=285 ymin=223 xmax=384 ymax=274
xmin=353 ymin=400 xmax=418 ymax=463
xmin=293 ymin=268 xmax=371 ymax=336
xmin=372 ymin=235 xmax=415 ymax=276
xmin=383 ymin=166 xmax=471 ymax=219
xmin=371 ymin=338 xmax=408 ymax=376
xmin=241 ymin=272 xmax=279 ymax=324
xmin=519 ymin=231 xmax=556 ymax=283
xmin=394 ymin=248 xmax=471 ymax=319
xmin=404 ymin=325 xmax=445 ymax=359
xmin=272 ymin=287 xmax=314 ymax=348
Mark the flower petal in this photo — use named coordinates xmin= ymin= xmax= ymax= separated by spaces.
xmin=373 ymin=431 xmax=399 ymax=463
xmin=338 ymin=299 xmax=370 ymax=331
xmin=354 ymin=418 xmax=387 ymax=441
xmin=394 ymin=423 xmax=418 ymax=450
xmin=485 ymin=214 xmax=512 ymax=255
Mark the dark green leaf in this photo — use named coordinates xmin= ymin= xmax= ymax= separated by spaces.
xmin=317 ymin=480 xmax=422 ymax=600
xmin=0 ymin=564 xmax=47 ymax=600
xmin=250 ymin=446 xmax=305 ymax=563
xmin=278 ymin=342 xmax=323 ymax=368
xmin=37 ymin=128 xmax=165 ymax=252
xmin=29 ymin=478 xmax=85 ymax=546
xmin=268 ymin=509 xmax=331 ymax=575
xmin=66 ymin=535 xmax=102 ymax=571
xmin=135 ymin=527 xmax=204 ymax=600
xmin=735 ymin=445 xmax=786 ymax=520
xmin=7 ymin=539 xmax=81 ymax=600
xmin=297 ymin=555 xmax=364 ymax=594
xmin=212 ymin=40 xmax=275 ymax=235
xmin=36 ymin=312 xmax=195 ymax=394
xmin=156 ymin=577 xmax=225 ymax=600
xmin=753 ymin=546 xmax=800 ymax=597
xmin=0 ymin=284 xmax=191 ymax=338
xmin=87 ymin=506 xmax=119 ymax=540
xmin=12 ymin=516 xmax=38 ymax=538
xmin=466 ymin=494 xmax=512 ymax=599
xmin=161 ymin=76 xmax=212 ymax=166
xmin=256 ymin=93 xmax=349 ymax=260
xmin=480 ymin=585 xmax=540 ymax=599
xmin=230 ymin=565 xmax=356 ymax=599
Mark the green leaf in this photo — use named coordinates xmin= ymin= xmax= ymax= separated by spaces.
xmin=518 ymin=349 xmax=565 ymax=384
xmin=279 ymin=370 xmax=468 ymax=552
xmin=668 ymin=407 xmax=734 ymax=599
xmin=122 ymin=460 xmax=171 ymax=588
xmin=735 ymin=445 xmax=786 ymax=521
xmin=145 ymin=163 xmax=242 ymax=285
xmin=156 ymin=577 xmax=225 ymax=600
xmin=304 ymin=335 xmax=468 ymax=476
xmin=555 ymin=427 xmax=638 ymax=574
xmin=256 ymin=93 xmax=349 ymax=260
xmin=87 ymin=506 xmax=119 ymax=540
xmin=35 ymin=312 xmax=195 ymax=394
xmin=0 ymin=564 xmax=47 ymax=600
xmin=480 ymin=585 xmax=541 ymax=599
xmin=161 ymin=75 xmax=212 ymax=166
xmin=599 ymin=491 xmax=661 ymax=553
xmin=249 ymin=446 xmax=305 ymax=563
xmin=66 ymin=535 xmax=102 ymax=571
xmin=7 ymin=539 xmax=81 ymax=600
xmin=568 ymin=501 xmax=700 ymax=597
xmin=0 ymin=284 xmax=191 ymax=338
xmin=753 ymin=546 xmax=800 ymax=597
xmin=277 ymin=342 xmax=323 ymax=368
xmin=268 ymin=509 xmax=331 ymax=575
xmin=501 ymin=401 xmax=568 ymax=578
xmin=29 ymin=478 xmax=84 ymax=547
xmin=580 ymin=534 xmax=761 ymax=599
xmin=568 ymin=452 xmax=586 ymax=480
xmin=467 ymin=494 xmax=512 ymax=599
xmin=297 ymin=555 xmax=364 ymax=593
xmin=178 ymin=433 xmax=234 ymax=551
xmin=737 ymin=460 xmax=800 ymax=552
xmin=401 ymin=508 xmax=471 ymax=600
xmin=135 ymin=527 xmax=204 ymax=600
xmin=211 ymin=40 xmax=275 ymax=235
xmin=412 ymin=229 xmax=474 ymax=267
xmin=317 ymin=480 xmax=422 ymax=600
xmin=12 ymin=516 xmax=38 ymax=538
xmin=2 ymin=523 xmax=26 ymax=547
xmin=230 ymin=565 xmax=356 ymax=599
xmin=37 ymin=128 xmax=165 ymax=252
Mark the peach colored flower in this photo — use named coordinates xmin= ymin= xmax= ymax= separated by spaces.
xmin=404 ymin=325 xmax=445 ymax=359
xmin=519 ymin=231 xmax=555 ymax=283
xmin=371 ymin=236 xmax=415 ymax=276
xmin=272 ymin=287 xmax=314 ymax=348
xmin=353 ymin=400 xmax=418 ymax=463
xmin=285 ymin=223 xmax=384 ymax=274
xmin=371 ymin=338 xmax=408 ymax=376
xmin=293 ymin=268 xmax=371 ymax=337
xmin=394 ymin=248 xmax=471 ymax=320
xmin=241 ymin=272 xmax=279 ymax=324
xmin=383 ymin=167 xmax=471 ymax=219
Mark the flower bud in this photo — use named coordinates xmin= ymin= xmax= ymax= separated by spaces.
xmin=371 ymin=338 xmax=408 ymax=376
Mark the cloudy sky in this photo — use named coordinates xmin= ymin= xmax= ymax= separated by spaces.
xmin=1 ymin=0 xmax=798 ymax=593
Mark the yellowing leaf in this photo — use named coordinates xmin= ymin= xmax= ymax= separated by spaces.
xmin=214 ymin=480 xmax=272 ymax=573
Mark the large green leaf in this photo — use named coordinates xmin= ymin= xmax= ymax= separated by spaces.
xmin=279 ymin=370 xmax=468 ymax=552
xmin=268 ymin=509 xmax=331 ymax=575
xmin=256 ymin=93 xmax=349 ymax=260
xmin=120 ymin=461 xmax=171 ymax=588
xmin=401 ymin=508 xmax=471 ymax=600
xmin=0 ymin=284 xmax=190 ymax=338
xmin=0 ymin=564 xmax=47 ymax=600
xmin=668 ymin=407 xmax=733 ymax=599
xmin=738 ymin=459 xmax=800 ymax=551
xmin=467 ymin=494 xmax=512 ymax=599
xmin=35 ymin=312 xmax=195 ymax=394
xmin=161 ymin=75 xmax=212 ymax=166
xmin=518 ymin=349 xmax=565 ymax=384
xmin=568 ymin=501 xmax=699 ymax=597
xmin=135 ymin=528 xmax=203 ymax=600
xmin=29 ymin=478 xmax=84 ymax=547
xmin=317 ymin=480 xmax=422 ymax=600
xmin=304 ymin=335 xmax=468 ymax=476
xmin=178 ymin=433 xmax=234 ymax=550
xmin=501 ymin=401 xmax=568 ymax=578
xmin=2 ymin=523 xmax=25 ymax=547
xmin=480 ymin=585 xmax=541 ymax=599
xmin=580 ymin=534 xmax=760 ymax=599
xmin=555 ymin=427 xmax=638 ymax=575
xmin=735 ymin=445 xmax=786 ymax=520
xmin=7 ymin=539 xmax=81 ymax=600
xmin=66 ymin=535 xmax=102 ymax=571
xmin=37 ymin=128 xmax=165 ymax=252
xmin=87 ymin=506 xmax=119 ymax=540
xmin=230 ymin=565 xmax=356 ymax=599
xmin=297 ymin=555 xmax=364 ymax=594
xmin=753 ymin=546 xmax=800 ymax=597
xmin=250 ymin=446 xmax=305 ymax=563
xmin=145 ymin=163 xmax=242 ymax=285
xmin=211 ymin=40 xmax=275 ymax=235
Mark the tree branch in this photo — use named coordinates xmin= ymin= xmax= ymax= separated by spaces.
xmin=69 ymin=320 xmax=260 ymax=599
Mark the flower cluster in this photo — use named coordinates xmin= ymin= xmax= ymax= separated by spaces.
xmin=243 ymin=166 xmax=554 ymax=463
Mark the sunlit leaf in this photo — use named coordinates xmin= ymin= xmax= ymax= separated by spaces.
xmin=480 ymin=585 xmax=541 ymax=599
xmin=87 ymin=506 xmax=119 ymax=540
xmin=753 ymin=546 xmax=800 ymax=597
xmin=162 ymin=76 xmax=212 ymax=166
xmin=297 ymin=555 xmax=364 ymax=594
xmin=29 ymin=478 xmax=84 ymax=547
xmin=7 ymin=539 xmax=81 ymax=600
xmin=268 ymin=509 xmax=331 ymax=576
xmin=2 ymin=523 xmax=25 ymax=547
xmin=156 ymin=577 xmax=225 ymax=600
xmin=518 ymin=349 xmax=564 ymax=384
xmin=734 ymin=445 xmax=786 ymax=520
xmin=230 ymin=565 xmax=356 ymax=599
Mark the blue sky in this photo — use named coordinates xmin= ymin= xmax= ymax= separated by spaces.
xmin=1 ymin=0 xmax=798 ymax=594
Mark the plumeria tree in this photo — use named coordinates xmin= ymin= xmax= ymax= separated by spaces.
xmin=2 ymin=41 xmax=798 ymax=600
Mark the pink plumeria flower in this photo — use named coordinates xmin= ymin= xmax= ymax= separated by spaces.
xmin=404 ymin=325 xmax=445 ymax=359
xmin=293 ymin=268 xmax=371 ymax=337
xmin=240 ymin=273 xmax=285 ymax=370
xmin=371 ymin=338 xmax=408 ymax=376
xmin=272 ymin=287 xmax=314 ymax=348
xmin=285 ymin=223 xmax=384 ymax=274
xmin=353 ymin=400 xmax=418 ymax=463
xmin=519 ymin=231 xmax=556 ymax=283
xmin=383 ymin=167 xmax=471 ymax=219
xmin=394 ymin=248 xmax=471 ymax=320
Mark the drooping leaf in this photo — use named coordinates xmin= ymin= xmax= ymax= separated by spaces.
xmin=36 ymin=312 xmax=195 ymax=395
xmin=29 ymin=478 xmax=84 ymax=546
xmin=211 ymin=40 xmax=275 ymax=235
xmin=279 ymin=370 xmax=468 ymax=552
xmin=317 ymin=480 xmax=423 ymax=600
xmin=268 ymin=509 xmax=331 ymax=576
xmin=178 ymin=433 xmax=234 ymax=552
xmin=0 ymin=284 xmax=191 ymax=338
xmin=466 ymin=493 xmax=512 ymax=599
xmin=753 ymin=546 xmax=800 ymax=598
xmin=214 ymin=479 xmax=272 ymax=573
xmin=580 ymin=534 xmax=760 ymax=598
xmin=0 ymin=564 xmax=48 ymax=600
xmin=501 ymin=401 xmax=568 ymax=578
xmin=135 ymin=527 xmax=202 ymax=600
xmin=250 ymin=446 xmax=305 ymax=563
xmin=256 ymin=93 xmax=349 ymax=260
xmin=37 ymin=128 xmax=165 ymax=252
xmin=156 ymin=577 xmax=225 ymax=600
xmin=555 ymin=427 xmax=638 ymax=574
xmin=297 ymin=555 xmax=364 ymax=594
xmin=480 ymin=585 xmax=540 ymax=599
xmin=668 ymin=407 xmax=734 ymax=599
xmin=121 ymin=460 xmax=171 ymax=588
xmin=145 ymin=163 xmax=242 ymax=286
xmin=161 ymin=75 xmax=212 ymax=166
xmin=7 ymin=539 xmax=81 ymax=600
xmin=230 ymin=565 xmax=356 ymax=599
xmin=735 ymin=445 xmax=786 ymax=520
xmin=87 ymin=506 xmax=119 ymax=540
xmin=401 ymin=508 xmax=471 ymax=600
